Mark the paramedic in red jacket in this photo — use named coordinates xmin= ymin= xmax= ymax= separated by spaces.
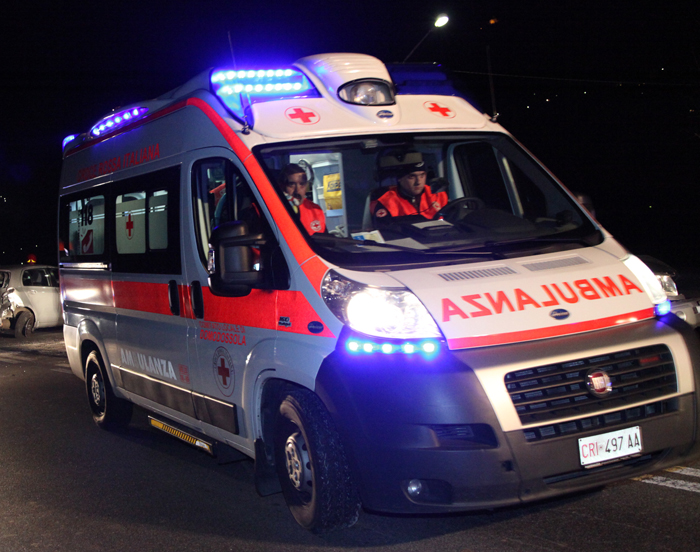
xmin=372 ymin=153 xmax=448 ymax=223
xmin=278 ymin=164 xmax=326 ymax=235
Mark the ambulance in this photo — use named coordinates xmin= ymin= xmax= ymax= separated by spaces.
xmin=58 ymin=53 xmax=700 ymax=532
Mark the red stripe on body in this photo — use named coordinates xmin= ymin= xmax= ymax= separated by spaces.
xmin=112 ymin=281 xmax=171 ymax=316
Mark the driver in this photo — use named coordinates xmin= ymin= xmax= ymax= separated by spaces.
xmin=372 ymin=151 xmax=448 ymax=223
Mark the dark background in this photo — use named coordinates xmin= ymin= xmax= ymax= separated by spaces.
xmin=1 ymin=1 xmax=698 ymax=271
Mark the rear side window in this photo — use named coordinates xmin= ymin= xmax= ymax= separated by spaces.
xmin=61 ymin=195 xmax=106 ymax=258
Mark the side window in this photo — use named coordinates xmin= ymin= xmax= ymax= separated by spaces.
xmin=59 ymin=194 xmax=106 ymax=262
xmin=22 ymin=269 xmax=48 ymax=287
xmin=454 ymin=142 xmax=512 ymax=212
xmin=192 ymin=157 xmax=289 ymax=289
xmin=111 ymin=166 xmax=181 ymax=274
xmin=115 ymin=190 xmax=170 ymax=254
xmin=116 ymin=192 xmax=146 ymax=254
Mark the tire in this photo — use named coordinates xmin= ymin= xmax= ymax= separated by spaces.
xmin=14 ymin=311 xmax=34 ymax=338
xmin=274 ymin=387 xmax=360 ymax=533
xmin=85 ymin=350 xmax=133 ymax=430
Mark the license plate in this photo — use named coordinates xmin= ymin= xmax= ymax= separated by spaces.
xmin=578 ymin=426 xmax=642 ymax=467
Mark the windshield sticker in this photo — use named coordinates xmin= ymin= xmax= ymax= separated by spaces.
xmin=441 ymin=274 xmax=643 ymax=322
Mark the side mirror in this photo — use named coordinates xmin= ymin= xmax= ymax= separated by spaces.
xmin=208 ymin=221 xmax=266 ymax=297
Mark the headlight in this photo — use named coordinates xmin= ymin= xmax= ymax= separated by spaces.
xmin=622 ymin=255 xmax=670 ymax=315
xmin=322 ymin=270 xmax=442 ymax=339
xmin=655 ymin=274 xmax=679 ymax=298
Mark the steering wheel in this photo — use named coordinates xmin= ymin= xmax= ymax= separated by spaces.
xmin=436 ymin=197 xmax=485 ymax=222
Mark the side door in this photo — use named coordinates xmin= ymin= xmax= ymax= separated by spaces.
xmin=183 ymin=153 xmax=287 ymax=444
xmin=112 ymin=165 xmax=197 ymax=419
xmin=19 ymin=267 xmax=61 ymax=327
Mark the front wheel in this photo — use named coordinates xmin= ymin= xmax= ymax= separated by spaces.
xmin=14 ymin=311 xmax=34 ymax=338
xmin=85 ymin=350 xmax=133 ymax=430
xmin=274 ymin=388 xmax=360 ymax=532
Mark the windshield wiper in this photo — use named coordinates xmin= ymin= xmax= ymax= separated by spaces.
xmin=485 ymin=231 xmax=602 ymax=249
xmin=312 ymin=234 xmax=497 ymax=257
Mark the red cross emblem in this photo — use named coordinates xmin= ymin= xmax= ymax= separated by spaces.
xmin=424 ymin=102 xmax=455 ymax=119
xmin=285 ymin=107 xmax=320 ymax=125
xmin=218 ymin=357 xmax=230 ymax=386
xmin=212 ymin=347 xmax=234 ymax=396
xmin=125 ymin=212 xmax=134 ymax=239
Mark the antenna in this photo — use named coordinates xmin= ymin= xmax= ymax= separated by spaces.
xmin=487 ymin=46 xmax=499 ymax=122
xmin=227 ymin=31 xmax=237 ymax=69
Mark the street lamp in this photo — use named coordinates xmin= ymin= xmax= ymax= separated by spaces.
xmin=403 ymin=14 xmax=449 ymax=62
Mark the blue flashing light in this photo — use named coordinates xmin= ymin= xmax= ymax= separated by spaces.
xmin=90 ymin=106 xmax=149 ymax=138
xmin=210 ymin=66 xmax=319 ymax=124
xmin=345 ymin=338 xmax=441 ymax=358
xmin=62 ymin=134 xmax=78 ymax=151
xmin=655 ymin=299 xmax=672 ymax=317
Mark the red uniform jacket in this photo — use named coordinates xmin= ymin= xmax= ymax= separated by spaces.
xmin=373 ymin=185 xmax=448 ymax=220
xmin=298 ymin=199 xmax=326 ymax=234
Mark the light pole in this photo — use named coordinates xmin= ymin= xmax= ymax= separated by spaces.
xmin=403 ymin=14 xmax=449 ymax=63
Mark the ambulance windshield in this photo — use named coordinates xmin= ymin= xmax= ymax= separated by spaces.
xmin=256 ymin=133 xmax=602 ymax=268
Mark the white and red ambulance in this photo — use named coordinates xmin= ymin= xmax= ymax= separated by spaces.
xmin=58 ymin=53 xmax=700 ymax=532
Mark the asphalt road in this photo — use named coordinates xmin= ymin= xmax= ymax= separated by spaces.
xmin=2 ymin=328 xmax=700 ymax=552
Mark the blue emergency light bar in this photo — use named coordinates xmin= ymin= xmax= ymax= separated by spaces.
xmin=210 ymin=67 xmax=319 ymax=125
xmin=62 ymin=134 xmax=78 ymax=151
xmin=345 ymin=338 xmax=440 ymax=357
xmin=90 ymin=107 xmax=150 ymax=138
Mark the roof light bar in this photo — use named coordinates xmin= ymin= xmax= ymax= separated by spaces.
xmin=62 ymin=134 xmax=78 ymax=151
xmin=90 ymin=107 xmax=149 ymax=138
xmin=210 ymin=67 xmax=319 ymax=125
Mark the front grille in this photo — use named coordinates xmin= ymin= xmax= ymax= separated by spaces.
xmin=505 ymin=344 xmax=677 ymax=426
xmin=522 ymin=398 xmax=678 ymax=442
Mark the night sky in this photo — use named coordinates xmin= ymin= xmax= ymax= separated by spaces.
xmin=1 ymin=1 xmax=698 ymax=270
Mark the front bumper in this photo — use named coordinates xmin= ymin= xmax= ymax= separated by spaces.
xmin=315 ymin=316 xmax=700 ymax=514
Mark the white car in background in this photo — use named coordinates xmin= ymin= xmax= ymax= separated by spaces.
xmin=0 ymin=265 xmax=62 ymax=338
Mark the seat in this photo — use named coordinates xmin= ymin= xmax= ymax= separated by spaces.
xmin=361 ymin=186 xmax=393 ymax=230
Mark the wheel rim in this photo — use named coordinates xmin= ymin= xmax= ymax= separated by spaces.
xmin=90 ymin=371 xmax=105 ymax=414
xmin=284 ymin=431 xmax=312 ymax=495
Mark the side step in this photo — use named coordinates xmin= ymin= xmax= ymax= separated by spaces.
xmin=148 ymin=416 xmax=215 ymax=455
xmin=147 ymin=416 xmax=249 ymax=464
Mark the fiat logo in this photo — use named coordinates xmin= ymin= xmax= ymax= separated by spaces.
xmin=586 ymin=369 xmax=612 ymax=397
xmin=550 ymin=308 xmax=570 ymax=320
